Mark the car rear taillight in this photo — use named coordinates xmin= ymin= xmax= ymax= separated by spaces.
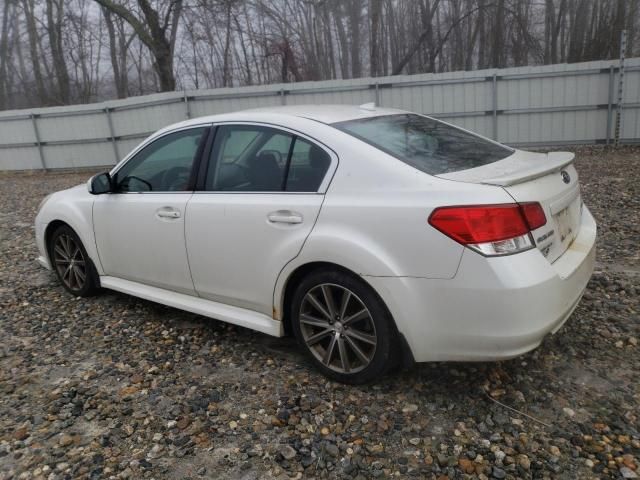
xmin=520 ymin=202 xmax=546 ymax=230
xmin=428 ymin=203 xmax=546 ymax=256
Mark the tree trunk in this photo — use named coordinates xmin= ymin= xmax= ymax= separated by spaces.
xmin=13 ymin=18 xmax=30 ymax=107
xmin=46 ymin=0 xmax=71 ymax=104
xmin=333 ymin=4 xmax=350 ymax=78
xmin=103 ymin=8 xmax=126 ymax=98
xmin=221 ymin=1 xmax=233 ymax=87
xmin=491 ymin=0 xmax=505 ymax=68
xmin=626 ymin=0 xmax=637 ymax=57
xmin=22 ymin=0 xmax=47 ymax=103
xmin=568 ymin=0 xmax=589 ymax=63
xmin=233 ymin=13 xmax=253 ymax=85
xmin=611 ymin=0 xmax=626 ymax=59
xmin=477 ymin=0 xmax=487 ymax=68
xmin=153 ymin=45 xmax=175 ymax=91
xmin=465 ymin=1 xmax=480 ymax=70
xmin=0 ymin=0 xmax=11 ymax=110
xmin=370 ymin=0 xmax=382 ymax=76
xmin=94 ymin=0 xmax=181 ymax=92
xmin=323 ymin=4 xmax=336 ymax=79
xmin=347 ymin=0 xmax=362 ymax=78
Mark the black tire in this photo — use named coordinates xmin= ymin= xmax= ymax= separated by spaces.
xmin=48 ymin=224 xmax=100 ymax=297
xmin=290 ymin=268 xmax=398 ymax=384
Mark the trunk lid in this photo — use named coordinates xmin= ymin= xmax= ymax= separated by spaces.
xmin=438 ymin=150 xmax=582 ymax=263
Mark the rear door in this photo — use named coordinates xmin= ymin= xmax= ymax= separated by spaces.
xmin=185 ymin=123 xmax=336 ymax=316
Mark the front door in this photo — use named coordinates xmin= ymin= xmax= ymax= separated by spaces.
xmin=185 ymin=124 xmax=334 ymax=315
xmin=93 ymin=126 xmax=208 ymax=295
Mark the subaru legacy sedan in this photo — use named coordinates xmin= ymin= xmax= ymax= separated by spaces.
xmin=35 ymin=105 xmax=596 ymax=383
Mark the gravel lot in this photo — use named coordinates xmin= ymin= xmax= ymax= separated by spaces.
xmin=1 ymin=146 xmax=638 ymax=480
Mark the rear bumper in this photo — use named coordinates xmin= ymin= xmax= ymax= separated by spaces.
xmin=367 ymin=206 xmax=597 ymax=362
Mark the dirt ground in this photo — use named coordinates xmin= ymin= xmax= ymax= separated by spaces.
xmin=0 ymin=146 xmax=638 ymax=479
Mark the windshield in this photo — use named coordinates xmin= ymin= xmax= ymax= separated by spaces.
xmin=333 ymin=114 xmax=513 ymax=175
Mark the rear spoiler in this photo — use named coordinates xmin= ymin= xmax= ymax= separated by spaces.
xmin=438 ymin=151 xmax=575 ymax=187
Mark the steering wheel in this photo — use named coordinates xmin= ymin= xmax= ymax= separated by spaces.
xmin=162 ymin=166 xmax=191 ymax=191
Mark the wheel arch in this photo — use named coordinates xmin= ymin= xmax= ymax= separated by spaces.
xmin=279 ymin=261 xmax=354 ymax=335
xmin=37 ymin=188 xmax=102 ymax=275
xmin=273 ymin=231 xmax=404 ymax=323
xmin=44 ymin=219 xmax=101 ymax=294
xmin=44 ymin=218 xmax=102 ymax=279
xmin=277 ymin=261 xmax=392 ymax=335
xmin=278 ymin=260 xmax=415 ymax=368
xmin=44 ymin=220 xmax=71 ymax=260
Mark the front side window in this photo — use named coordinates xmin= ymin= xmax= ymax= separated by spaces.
xmin=333 ymin=114 xmax=513 ymax=175
xmin=206 ymin=125 xmax=330 ymax=192
xmin=116 ymin=127 xmax=206 ymax=192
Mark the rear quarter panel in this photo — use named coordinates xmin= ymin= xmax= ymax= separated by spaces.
xmin=274 ymin=131 xmax=515 ymax=311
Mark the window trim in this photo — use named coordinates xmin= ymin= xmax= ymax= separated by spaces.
xmin=281 ymin=134 xmax=297 ymax=191
xmin=108 ymin=123 xmax=213 ymax=194
xmin=194 ymin=121 xmax=338 ymax=195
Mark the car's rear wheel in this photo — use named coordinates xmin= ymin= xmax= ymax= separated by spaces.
xmin=49 ymin=225 xmax=99 ymax=297
xmin=290 ymin=269 xmax=398 ymax=384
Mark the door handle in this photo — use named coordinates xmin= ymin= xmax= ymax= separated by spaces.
xmin=156 ymin=208 xmax=181 ymax=219
xmin=267 ymin=210 xmax=303 ymax=224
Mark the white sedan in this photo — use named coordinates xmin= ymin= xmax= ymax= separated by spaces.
xmin=35 ymin=105 xmax=596 ymax=383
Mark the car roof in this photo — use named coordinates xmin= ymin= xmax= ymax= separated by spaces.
xmin=239 ymin=104 xmax=406 ymax=124
xmin=159 ymin=104 xmax=407 ymax=135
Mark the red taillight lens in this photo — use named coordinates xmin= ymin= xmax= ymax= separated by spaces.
xmin=428 ymin=204 xmax=530 ymax=244
xmin=428 ymin=202 xmax=547 ymax=256
xmin=520 ymin=202 xmax=546 ymax=230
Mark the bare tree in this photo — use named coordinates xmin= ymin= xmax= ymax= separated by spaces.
xmin=544 ymin=0 xmax=566 ymax=64
xmin=1 ymin=0 xmax=639 ymax=111
xmin=0 ymin=0 xmax=12 ymax=110
xmin=221 ymin=0 xmax=233 ymax=87
xmin=21 ymin=0 xmax=48 ymax=104
xmin=65 ymin=0 xmax=104 ymax=103
xmin=103 ymin=6 xmax=135 ymax=97
xmin=45 ymin=0 xmax=72 ymax=103
xmin=94 ymin=0 xmax=183 ymax=91
xmin=369 ymin=0 xmax=382 ymax=76
xmin=347 ymin=0 xmax=363 ymax=77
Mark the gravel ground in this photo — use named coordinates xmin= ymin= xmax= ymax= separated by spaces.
xmin=0 ymin=146 xmax=638 ymax=480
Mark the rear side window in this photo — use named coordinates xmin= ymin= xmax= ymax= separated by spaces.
xmin=285 ymin=138 xmax=331 ymax=192
xmin=333 ymin=114 xmax=513 ymax=175
xmin=205 ymin=124 xmax=331 ymax=192
xmin=207 ymin=125 xmax=291 ymax=191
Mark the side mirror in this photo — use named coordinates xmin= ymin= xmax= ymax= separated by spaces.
xmin=88 ymin=172 xmax=113 ymax=195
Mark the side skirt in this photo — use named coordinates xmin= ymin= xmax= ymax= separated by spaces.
xmin=100 ymin=276 xmax=283 ymax=337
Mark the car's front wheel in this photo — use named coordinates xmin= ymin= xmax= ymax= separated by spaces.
xmin=290 ymin=269 xmax=398 ymax=384
xmin=49 ymin=224 xmax=100 ymax=297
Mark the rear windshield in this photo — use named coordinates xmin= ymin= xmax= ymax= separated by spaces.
xmin=333 ymin=114 xmax=513 ymax=175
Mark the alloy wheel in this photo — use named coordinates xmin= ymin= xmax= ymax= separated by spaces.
xmin=53 ymin=233 xmax=87 ymax=292
xmin=299 ymin=283 xmax=377 ymax=374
